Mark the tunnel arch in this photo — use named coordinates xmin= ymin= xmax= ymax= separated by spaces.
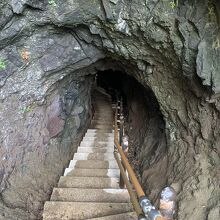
xmin=0 ymin=0 xmax=219 ymax=218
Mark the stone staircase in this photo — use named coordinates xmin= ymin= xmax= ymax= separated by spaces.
xmin=43 ymin=89 xmax=136 ymax=219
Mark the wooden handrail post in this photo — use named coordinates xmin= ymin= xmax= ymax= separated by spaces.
xmin=118 ymin=98 xmax=126 ymax=188
xmin=119 ymin=146 xmax=127 ymax=189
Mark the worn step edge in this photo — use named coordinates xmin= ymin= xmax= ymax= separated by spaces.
xmin=68 ymin=160 xmax=118 ymax=169
xmin=58 ymin=176 xmax=120 ymax=189
xmin=84 ymin=134 xmax=114 ymax=137
xmin=74 ymin=152 xmax=114 ymax=156
xmin=88 ymin=212 xmax=137 ymax=220
xmin=83 ymin=135 xmax=114 ymax=137
xmin=50 ymin=188 xmax=130 ymax=203
xmin=80 ymin=141 xmax=114 ymax=145
xmin=43 ymin=202 xmax=133 ymax=220
xmin=77 ymin=147 xmax=113 ymax=153
xmin=73 ymin=153 xmax=115 ymax=160
xmin=64 ymin=168 xmax=119 ymax=177
xmin=83 ymin=136 xmax=114 ymax=140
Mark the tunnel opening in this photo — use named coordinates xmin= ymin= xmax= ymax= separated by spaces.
xmin=1 ymin=0 xmax=220 ymax=218
xmin=94 ymin=69 xmax=168 ymax=201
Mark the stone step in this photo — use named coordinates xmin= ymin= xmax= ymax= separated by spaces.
xmin=43 ymin=202 xmax=133 ymax=220
xmin=64 ymin=168 xmax=120 ymax=177
xmin=88 ymin=212 xmax=137 ymax=219
xmin=91 ymin=119 xmax=113 ymax=123
xmin=92 ymin=116 xmax=113 ymax=119
xmin=86 ymin=129 xmax=99 ymax=132
xmin=51 ymin=188 xmax=130 ymax=203
xmin=78 ymin=145 xmax=114 ymax=150
xmin=89 ymin=127 xmax=114 ymax=133
xmin=84 ymin=133 xmax=114 ymax=137
xmin=83 ymin=135 xmax=114 ymax=138
xmin=92 ymin=125 xmax=113 ymax=129
xmin=68 ymin=160 xmax=118 ymax=169
xmin=80 ymin=141 xmax=114 ymax=146
xmin=87 ymin=128 xmax=113 ymax=130
xmin=92 ymin=118 xmax=113 ymax=121
xmin=77 ymin=147 xmax=113 ymax=153
xmin=58 ymin=176 xmax=119 ymax=189
xmin=85 ymin=133 xmax=114 ymax=136
xmin=90 ymin=122 xmax=113 ymax=126
xmin=83 ymin=136 xmax=114 ymax=140
xmin=79 ymin=141 xmax=114 ymax=147
xmin=73 ymin=152 xmax=115 ymax=160
xmin=82 ymin=137 xmax=114 ymax=142
xmin=80 ymin=140 xmax=114 ymax=144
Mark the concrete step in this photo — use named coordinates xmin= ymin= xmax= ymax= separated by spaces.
xmin=73 ymin=152 xmax=115 ymax=160
xmin=90 ymin=122 xmax=113 ymax=126
xmin=79 ymin=141 xmax=114 ymax=147
xmin=77 ymin=147 xmax=113 ymax=153
xmin=82 ymin=137 xmax=114 ymax=142
xmin=64 ymin=168 xmax=119 ymax=177
xmin=88 ymin=212 xmax=137 ymax=219
xmin=89 ymin=127 xmax=114 ymax=133
xmin=91 ymin=119 xmax=113 ymax=123
xmin=84 ymin=135 xmax=114 ymax=139
xmin=43 ymin=202 xmax=133 ymax=220
xmin=83 ymin=135 xmax=114 ymax=139
xmin=91 ymin=118 xmax=113 ymax=124
xmin=79 ymin=145 xmax=114 ymax=149
xmin=58 ymin=176 xmax=119 ymax=189
xmin=68 ymin=160 xmax=118 ymax=169
xmin=84 ymin=133 xmax=114 ymax=137
xmin=92 ymin=118 xmax=113 ymax=121
xmin=80 ymin=140 xmax=114 ymax=144
xmin=92 ymin=125 xmax=113 ymax=129
xmin=51 ymin=188 xmax=130 ymax=203
xmin=92 ymin=116 xmax=113 ymax=120
xmin=86 ymin=128 xmax=113 ymax=131
xmin=85 ymin=132 xmax=114 ymax=136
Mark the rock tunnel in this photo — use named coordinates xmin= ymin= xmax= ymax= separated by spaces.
xmin=0 ymin=0 xmax=220 ymax=220
xmin=96 ymin=69 xmax=167 ymax=200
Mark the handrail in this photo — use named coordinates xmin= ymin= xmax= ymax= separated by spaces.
xmin=114 ymin=151 xmax=144 ymax=218
xmin=114 ymin=99 xmax=165 ymax=220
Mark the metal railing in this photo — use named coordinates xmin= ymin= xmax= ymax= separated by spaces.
xmin=113 ymin=98 xmax=165 ymax=220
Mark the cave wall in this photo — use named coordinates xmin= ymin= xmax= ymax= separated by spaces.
xmin=0 ymin=72 xmax=93 ymax=219
xmin=0 ymin=0 xmax=220 ymax=219
xmin=121 ymin=77 xmax=167 ymax=202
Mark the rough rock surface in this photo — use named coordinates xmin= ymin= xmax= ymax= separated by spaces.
xmin=0 ymin=0 xmax=220 ymax=219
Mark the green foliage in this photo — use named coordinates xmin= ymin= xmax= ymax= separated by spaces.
xmin=48 ymin=0 xmax=56 ymax=7
xmin=0 ymin=58 xmax=6 ymax=70
xmin=169 ymin=0 xmax=178 ymax=9
xmin=20 ymin=105 xmax=32 ymax=113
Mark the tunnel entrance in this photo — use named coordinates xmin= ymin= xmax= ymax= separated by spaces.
xmin=94 ymin=70 xmax=167 ymax=199
xmin=96 ymin=70 xmax=126 ymax=99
